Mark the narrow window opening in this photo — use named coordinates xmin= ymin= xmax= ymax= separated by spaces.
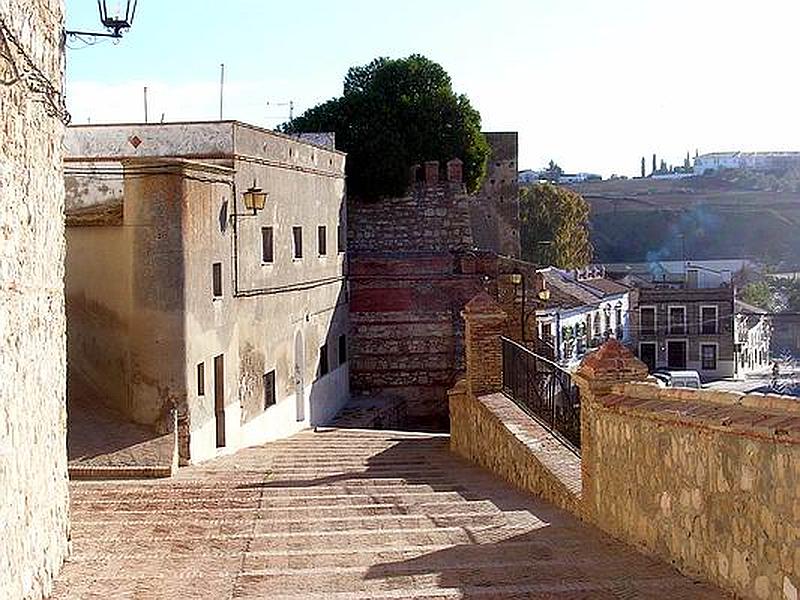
xmin=197 ymin=362 xmax=205 ymax=396
xmin=263 ymin=370 xmax=276 ymax=409
xmin=319 ymin=343 xmax=329 ymax=377
xmin=293 ymin=227 xmax=303 ymax=259
xmin=212 ymin=262 xmax=222 ymax=298
xmin=261 ymin=227 xmax=274 ymax=263
xmin=318 ymin=225 xmax=327 ymax=256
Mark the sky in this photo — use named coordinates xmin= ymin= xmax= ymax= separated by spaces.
xmin=65 ymin=0 xmax=800 ymax=178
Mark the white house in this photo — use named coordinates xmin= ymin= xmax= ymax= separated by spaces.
xmin=535 ymin=267 xmax=632 ymax=370
xmin=735 ymin=300 xmax=772 ymax=378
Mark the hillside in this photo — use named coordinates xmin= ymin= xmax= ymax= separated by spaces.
xmin=568 ymin=175 xmax=800 ymax=265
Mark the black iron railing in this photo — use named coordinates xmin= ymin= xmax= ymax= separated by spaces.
xmin=501 ymin=337 xmax=581 ymax=453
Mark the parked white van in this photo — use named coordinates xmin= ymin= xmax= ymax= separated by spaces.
xmin=652 ymin=370 xmax=702 ymax=389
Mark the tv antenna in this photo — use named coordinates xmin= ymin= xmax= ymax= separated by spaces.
xmin=266 ymin=100 xmax=295 ymax=123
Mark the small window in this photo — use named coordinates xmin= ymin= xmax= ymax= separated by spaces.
xmin=640 ymin=307 xmax=656 ymax=335
xmin=701 ymin=344 xmax=717 ymax=370
xmin=701 ymin=306 xmax=718 ymax=334
xmin=669 ymin=306 xmax=686 ymax=334
xmin=263 ymin=370 xmax=276 ymax=409
xmin=319 ymin=343 xmax=329 ymax=377
xmin=197 ymin=362 xmax=205 ymax=396
xmin=293 ymin=227 xmax=303 ymax=259
xmin=318 ymin=225 xmax=327 ymax=256
xmin=212 ymin=262 xmax=222 ymax=298
xmin=337 ymin=225 xmax=345 ymax=253
xmin=261 ymin=227 xmax=274 ymax=263
xmin=338 ymin=334 xmax=347 ymax=365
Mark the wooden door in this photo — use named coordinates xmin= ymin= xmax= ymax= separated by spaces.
xmin=214 ymin=354 xmax=225 ymax=447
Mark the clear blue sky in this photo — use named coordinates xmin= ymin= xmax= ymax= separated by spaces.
xmin=65 ymin=0 xmax=800 ymax=177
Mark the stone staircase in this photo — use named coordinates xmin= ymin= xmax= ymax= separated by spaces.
xmin=51 ymin=428 xmax=726 ymax=599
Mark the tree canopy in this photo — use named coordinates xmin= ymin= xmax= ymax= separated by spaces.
xmin=519 ymin=183 xmax=594 ymax=269
xmin=280 ymin=55 xmax=490 ymax=199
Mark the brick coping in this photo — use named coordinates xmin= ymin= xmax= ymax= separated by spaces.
xmin=600 ymin=385 xmax=800 ymax=445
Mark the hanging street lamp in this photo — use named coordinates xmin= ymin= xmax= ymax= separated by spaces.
xmin=66 ymin=1 xmax=138 ymax=40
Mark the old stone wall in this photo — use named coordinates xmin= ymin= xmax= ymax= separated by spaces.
xmin=470 ymin=132 xmax=520 ymax=258
xmin=450 ymin=303 xmax=799 ymax=600
xmin=0 ymin=1 xmax=70 ymax=598
xmin=581 ymin=378 xmax=800 ymax=600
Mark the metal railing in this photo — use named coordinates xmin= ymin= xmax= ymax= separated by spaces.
xmin=501 ymin=337 xmax=581 ymax=453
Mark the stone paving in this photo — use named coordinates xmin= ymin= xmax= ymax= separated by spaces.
xmin=51 ymin=428 xmax=728 ymax=599
xmin=67 ymin=377 xmax=174 ymax=475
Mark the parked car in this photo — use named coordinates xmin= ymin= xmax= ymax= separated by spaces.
xmin=652 ymin=370 xmax=702 ymax=389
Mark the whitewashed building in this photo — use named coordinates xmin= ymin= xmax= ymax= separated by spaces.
xmin=535 ymin=267 xmax=632 ymax=369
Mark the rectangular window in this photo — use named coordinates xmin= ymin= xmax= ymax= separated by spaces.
xmin=319 ymin=343 xmax=329 ymax=377
xmin=701 ymin=344 xmax=718 ymax=370
xmin=263 ymin=370 xmax=276 ymax=409
xmin=197 ymin=362 xmax=205 ymax=396
xmin=261 ymin=227 xmax=274 ymax=263
xmin=337 ymin=225 xmax=345 ymax=253
xmin=293 ymin=226 xmax=303 ymax=259
xmin=318 ymin=225 xmax=327 ymax=256
xmin=701 ymin=306 xmax=718 ymax=334
xmin=640 ymin=307 xmax=656 ymax=335
xmin=668 ymin=306 xmax=686 ymax=335
xmin=338 ymin=334 xmax=347 ymax=365
xmin=212 ymin=262 xmax=222 ymax=298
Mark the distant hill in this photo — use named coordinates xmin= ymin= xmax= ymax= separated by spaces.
xmin=568 ymin=174 xmax=800 ymax=266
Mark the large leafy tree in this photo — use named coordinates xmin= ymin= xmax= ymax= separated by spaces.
xmin=520 ymin=183 xmax=594 ymax=269
xmin=281 ymin=55 xmax=490 ymax=199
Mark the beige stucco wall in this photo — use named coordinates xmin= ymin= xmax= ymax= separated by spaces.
xmin=65 ymin=123 xmax=350 ymax=464
xmin=182 ymin=125 xmax=350 ymax=463
xmin=0 ymin=0 xmax=70 ymax=598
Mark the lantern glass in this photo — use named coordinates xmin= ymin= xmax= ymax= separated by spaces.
xmin=243 ymin=188 xmax=268 ymax=211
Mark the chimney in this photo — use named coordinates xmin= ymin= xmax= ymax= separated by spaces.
xmin=447 ymin=158 xmax=463 ymax=183
xmin=424 ymin=160 xmax=439 ymax=185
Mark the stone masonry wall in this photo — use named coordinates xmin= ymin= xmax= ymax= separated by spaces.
xmin=0 ymin=1 xmax=70 ymax=598
xmin=581 ymin=377 xmax=800 ymax=600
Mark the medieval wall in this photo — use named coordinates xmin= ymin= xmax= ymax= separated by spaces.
xmin=581 ymin=379 xmax=800 ymax=600
xmin=347 ymin=133 xmax=522 ymax=430
xmin=348 ymin=179 xmax=485 ymax=430
xmin=470 ymin=132 xmax=520 ymax=258
xmin=0 ymin=1 xmax=70 ymax=598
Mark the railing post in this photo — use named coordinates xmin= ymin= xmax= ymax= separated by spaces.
xmin=575 ymin=340 xmax=649 ymax=520
xmin=462 ymin=292 xmax=508 ymax=398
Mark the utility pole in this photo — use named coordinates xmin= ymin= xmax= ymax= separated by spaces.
xmin=219 ymin=63 xmax=225 ymax=120
xmin=143 ymin=86 xmax=148 ymax=123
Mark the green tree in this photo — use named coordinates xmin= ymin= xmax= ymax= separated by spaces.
xmin=739 ymin=281 xmax=774 ymax=310
xmin=280 ymin=55 xmax=490 ymax=199
xmin=519 ymin=183 xmax=594 ymax=269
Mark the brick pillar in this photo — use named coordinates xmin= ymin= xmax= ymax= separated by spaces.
xmin=424 ymin=160 xmax=439 ymax=185
xmin=574 ymin=339 xmax=648 ymax=522
xmin=462 ymin=292 xmax=508 ymax=398
xmin=447 ymin=158 xmax=463 ymax=183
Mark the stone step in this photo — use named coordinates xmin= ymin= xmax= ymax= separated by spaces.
xmin=70 ymin=524 xmax=553 ymax=553
xmin=72 ymin=510 xmax=541 ymax=537
xmin=229 ymin=560 xmax=643 ymax=597
xmin=68 ymin=480 xmax=489 ymax=499
xmin=70 ymin=490 xmax=479 ymax=510
xmin=71 ymin=499 xmax=504 ymax=521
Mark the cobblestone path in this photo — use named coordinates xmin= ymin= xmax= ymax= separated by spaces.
xmin=52 ymin=429 xmax=726 ymax=599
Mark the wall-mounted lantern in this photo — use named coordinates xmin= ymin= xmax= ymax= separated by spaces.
xmin=231 ymin=181 xmax=269 ymax=220
xmin=66 ymin=0 xmax=138 ymax=40
xmin=242 ymin=183 xmax=269 ymax=213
